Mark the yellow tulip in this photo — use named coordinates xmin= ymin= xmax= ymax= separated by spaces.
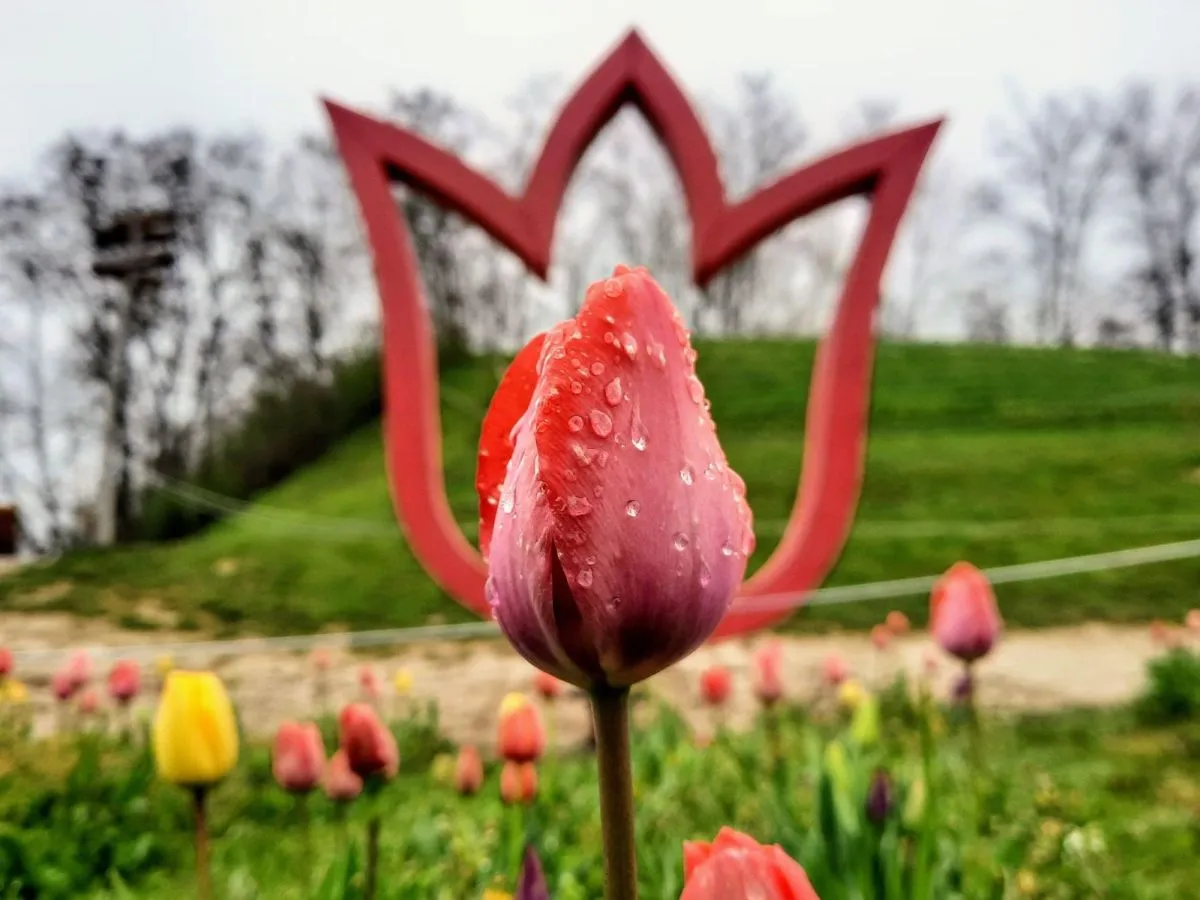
xmin=482 ymin=891 xmax=513 ymax=900
xmin=3 ymin=680 xmax=28 ymax=704
xmin=837 ymin=678 xmax=867 ymax=712
xmin=153 ymin=671 xmax=238 ymax=787
xmin=393 ymin=668 xmax=413 ymax=696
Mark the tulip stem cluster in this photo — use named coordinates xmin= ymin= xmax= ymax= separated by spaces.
xmin=590 ymin=685 xmax=638 ymax=900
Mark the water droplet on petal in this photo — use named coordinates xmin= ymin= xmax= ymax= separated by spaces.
xmin=604 ymin=314 xmax=616 ymax=325
xmin=674 ymin=321 xmax=689 ymax=346
xmin=577 ymin=568 xmax=594 ymax=587
xmin=590 ymin=362 xmax=605 ymax=375
xmin=650 ymin=341 xmax=667 ymax=369
xmin=604 ymin=378 xmax=623 ymax=406
xmin=589 ymin=409 xmax=613 ymax=438
xmin=673 ymin=533 xmax=689 ymax=551
xmin=604 ymin=278 xmax=623 ymax=298
xmin=604 ymin=332 xmax=616 ymax=344
xmin=567 ymin=496 xmax=592 ymax=516
xmin=630 ymin=402 xmax=648 ymax=451
xmin=680 ymin=465 xmax=694 ymax=485
xmin=570 ymin=381 xmax=583 ymax=394
xmin=625 ymin=500 xmax=641 ymax=518
xmin=571 ymin=442 xmax=598 ymax=467
xmin=684 ymin=347 xmax=698 ymax=365
xmin=621 ymin=333 xmax=638 ymax=359
xmin=486 ymin=495 xmax=498 ymax=506
xmin=721 ymin=541 xmax=735 ymax=557
xmin=567 ymin=415 xmax=584 ymax=432
xmin=501 ymin=493 xmax=515 ymax=513
xmin=687 ymin=376 xmax=705 ymax=404
xmin=699 ymin=559 xmax=712 ymax=587
xmin=564 ymin=470 xmax=577 ymax=482
xmin=609 ymin=596 xmax=622 ymax=610
xmin=704 ymin=463 xmax=718 ymax=481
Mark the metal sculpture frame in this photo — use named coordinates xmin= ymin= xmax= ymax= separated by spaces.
xmin=324 ymin=29 xmax=942 ymax=638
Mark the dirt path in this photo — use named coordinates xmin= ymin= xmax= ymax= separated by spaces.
xmin=1 ymin=612 xmax=1178 ymax=752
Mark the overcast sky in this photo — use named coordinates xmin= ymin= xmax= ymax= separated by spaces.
xmin=1 ymin=0 xmax=1198 ymax=184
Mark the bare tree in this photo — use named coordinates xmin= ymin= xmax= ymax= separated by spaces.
xmin=963 ymin=288 xmax=1010 ymax=344
xmin=1109 ymin=83 xmax=1200 ymax=352
xmin=979 ymin=90 xmax=1117 ymax=346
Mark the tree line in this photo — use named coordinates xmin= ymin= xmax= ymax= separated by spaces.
xmin=1 ymin=73 xmax=1197 ymax=551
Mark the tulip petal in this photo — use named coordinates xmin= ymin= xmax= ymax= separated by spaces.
xmin=478 ymin=333 xmax=548 ymax=559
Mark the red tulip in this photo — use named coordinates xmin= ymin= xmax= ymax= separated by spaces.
xmin=107 ymin=660 xmax=141 ymax=705
xmin=700 ymin=665 xmax=732 ymax=707
xmin=822 ymin=652 xmax=849 ymax=686
xmin=682 ymin=827 xmax=819 ymax=899
xmin=885 ymin=610 xmax=910 ymax=635
xmin=753 ymin=640 xmax=784 ymax=707
xmin=477 ymin=267 xmax=754 ymax=689
xmin=338 ymin=703 xmax=399 ymax=780
xmin=532 ymin=669 xmax=563 ymax=702
xmin=870 ymin=624 xmax=892 ymax=651
xmin=51 ymin=668 xmax=76 ymax=702
xmin=273 ymin=721 xmax=325 ymax=794
xmin=499 ymin=760 xmax=538 ymax=805
xmin=77 ymin=688 xmax=99 ymax=715
xmin=455 ymin=744 xmax=484 ymax=796
xmin=497 ymin=693 xmax=545 ymax=763
xmin=0 ymin=647 xmax=12 ymax=678
xmin=930 ymin=562 xmax=1002 ymax=663
xmin=64 ymin=650 xmax=92 ymax=692
xmin=323 ymin=749 xmax=363 ymax=802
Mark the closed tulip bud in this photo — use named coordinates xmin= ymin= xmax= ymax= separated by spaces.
xmin=77 ymin=688 xmax=99 ymax=715
xmin=870 ymin=623 xmax=891 ymax=651
xmin=153 ymin=671 xmax=239 ymax=787
xmin=753 ymin=640 xmax=784 ymax=707
xmin=497 ymin=693 xmax=545 ymax=763
xmin=837 ymin=678 xmax=867 ymax=712
xmin=700 ymin=665 xmax=732 ymax=707
xmin=885 ymin=610 xmax=910 ymax=635
xmin=64 ymin=650 xmax=92 ymax=692
xmin=323 ymin=749 xmax=363 ymax=802
xmin=865 ymin=768 xmax=894 ymax=824
xmin=51 ymin=668 xmax=75 ymax=702
xmin=499 ymin=760 xmax=538 ymax=805
xmin=532 ymin=670 xmax=563 ymax=702
xmin=338 ymin=702 xmax=398 ymax=780
xmin=478 ymin=268 xmax=754 ymax=689
xmin=0 ymin=647 xmax=12 ymax=678
xmin=930 ymin=562 xmax=1003 ymax=663
xmin=823 ymin=652 xmax=849 ymax=686
xmin=516 ymin=845 xmax=550 ymax=900
xmin=272 ymin=721 xmax=325 ymax=794
xmin=682 ymin=827 xmax=818 ymax=899
xmin=107 ymin=660 xmax=141 ymax=705
xmin=455 ymin=744 xmax=484 ymax=796
xmin=902 ymin=777 xmax=928 ymax=828
xmin=310 ymin=648 xmax=332 ymax=672
xmin=358 ymin=665 xmax=381 ymax=700
xmin=849 ymin=693 xmax=881 ymax=746
xmin=3 ymin=679 xmax=28 ymax=704
xmin=393 ymin=668 xmax=413 ymax=696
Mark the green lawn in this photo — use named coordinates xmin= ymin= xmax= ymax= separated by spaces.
xmin=3 ymin=339 xmax=1199 ymax=636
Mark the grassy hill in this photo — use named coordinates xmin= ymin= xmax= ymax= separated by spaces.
xmin=4 ymin=339 xmax=1200 ymax=637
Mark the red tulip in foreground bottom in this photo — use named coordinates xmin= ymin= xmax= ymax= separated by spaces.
xmin=273 ymin=721 xmax=326 ymax=794
xmin=682 ymin=828 xmax=819 ymax=899
xmin=338 ymin=703 xmax=399 ymax=779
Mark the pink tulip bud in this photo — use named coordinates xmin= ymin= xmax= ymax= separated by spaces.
xmin=930 ymin=562 xmax=1003 ymax=663
xmin=477 ymin=267 xmax=754 ymax=689
xmin=323 ymin=749 xmax=363 ymax=802
xmin=64 ymin=650 xmax=92 ymax=692
xmin=700 ymin=665 xmax=732 ymax=707
xmin=107 ymin=660 xmax=141 ymax=705
xmin=338 ymin=702 xmax=399 ymax=780
xmin=273 ymin=721 xmax=325 ymax=794
xmin=51 ymin=668 xmax=76 ymax=702
xmin=0 ymin=647 xmax=12 ymax=678
xmin=753 ymin=640 xmax=784 ymax=707
xmin=822 ymin=652 xmax=849 ymax=686
xmin=358 ymin=665 xmax=381 ymax=700
xmin=499 ymin=760 xmax=538 ymax=805
xmin=455 ymin=744 xmax=484 ymax=796
xmin=682 ymin=828 xmax=818 ymax=899
xmin=532 ymin=669 xmax=563 ymax=702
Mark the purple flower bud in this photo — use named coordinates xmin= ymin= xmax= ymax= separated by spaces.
xmin=865 ymin=768 xmax=895 ymax=825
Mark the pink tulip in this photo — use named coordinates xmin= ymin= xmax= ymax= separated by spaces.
xmin=822 ymin=652 xmax=849 ymax=686
xmin=51 ymin=668 xmax=76 ymax=702
xmin=358 ymin=665 xmax=381 ymax=700
xmin=107 ymin=660 xmax=141 ymax=705
xmin=338 ymin=703 xmax=399 ymax=780
xmin=455 ymin=744 xmax=484 ymax=796
xmin=0 ymin=647 xmax=12 ymax=678
xmin=700 ymin=665 xmax=732 ymax=707
xmin=77 ymin=688 xmax=99 ymax=715
xmin=930 ymin=562 xmax=1003 ymax=663
xmin=753 ymin=640 xmax=784 ymax=707
xmin=870 ymin=624 xmax=892 ymax=651
xmin=477 ymin=267 xmax=754 ymax=689
xmin=323 ymin=749 xmax=363 ymax=802
xmin=64 ymin=650 xmax=92 ymax=692
xmin=885 ymin=610 xmax=910 ymax=635
xmin=273 ymin=721 xmax=325 ymax=794
xmin=682 ymin=827 xmax=819 ymax=899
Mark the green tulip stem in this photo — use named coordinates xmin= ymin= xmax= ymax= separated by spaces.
xmin=590 ymin=684 xmax=638 ymax=900
xmin=297 ymin=792 xmax=313 ymax=896
xmin=192 ymin=786 xmax=211 ymax=900
xmin=364 ymin=813 xmax=382 ymax=900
